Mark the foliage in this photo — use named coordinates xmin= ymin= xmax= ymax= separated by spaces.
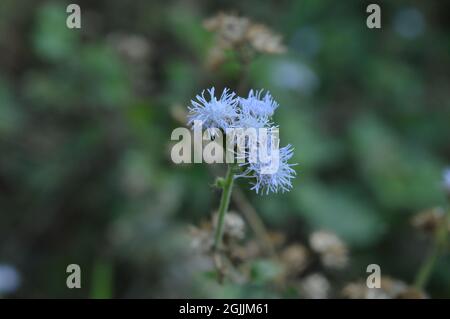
xmin=0 ymin=0 xmax=449 ymax=298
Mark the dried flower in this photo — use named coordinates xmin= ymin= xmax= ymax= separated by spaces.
xmin=108 ymin=33 xmax=151 ymax=62
xmin=341 ymin=282 xmax=368 ymax=299
xmin=397 ymin=287 xmax=428 ymax=299
xmin=309 ymin=230 xmax=348 ymax=269
xmin=280 ymin=243 xmax=309 ymax=277
xmin=411 ymin=207 xmax=446 ymax=234
xmin=246 ymin=24 xmax=286 ymax=54
xmin=212 ymin=211 xmax=246 ymax=241
xmin=188 ymin=224 xmax=213 ymax=253
xmin=342 ymin=277 xmax=425 ymax=299
xmin=204 ymin=13 xmax=250 ymax=47
xmin=205 ymin=46 xmax=227 ymax=70
xmin=203 ymin=13 xmax=285 ymax=69
xmin=230 ymin=240 xmax=261 ymax=262
xmin=298 ymin=273 xmax=330 ymax=299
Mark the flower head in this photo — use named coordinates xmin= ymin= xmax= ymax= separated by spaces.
xmin=443 ymin=168 xmax=450 ymax=193
xmin=187 ymin=87 xmax=297 ymax=195
xmin=234 ymin=109 xmax=271 ymax=130
xmin=240 ymin=144 xmax=297 ymax=194
xmin=239 ymin=89 xmax=278 ymax=118
xmin=309 ymin=230 xmax=348 ymax=269
xmin=0 ymin=264 xmax=21 ymax=295
xmin=234 ymin=89 xmax=278 ymax=131
xmin=187 ymin=87 xmax=238 ymax=132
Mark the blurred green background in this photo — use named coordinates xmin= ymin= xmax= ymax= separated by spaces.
xmin=0 ymin=0 xmax=449 ymax=298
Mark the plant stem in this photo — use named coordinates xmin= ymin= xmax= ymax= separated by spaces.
xmin=414 ymin=211 xmax=449 ymax=290
xmin=213 ymin=164 xmax=235 ymax=251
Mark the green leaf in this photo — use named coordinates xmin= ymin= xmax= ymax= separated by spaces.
xmin=293 ymin=179 xmax=385 ymax=247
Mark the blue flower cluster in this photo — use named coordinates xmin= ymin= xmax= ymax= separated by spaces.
xmin=240 ymin=144 xmax=296 ymax=195
xmin=443 ymin=168 xmax=450 ymax=193
xmin=188 ymin=87 xmax=297 ymax=194
xmin=187 ymin=87 xmax=238 ymax=135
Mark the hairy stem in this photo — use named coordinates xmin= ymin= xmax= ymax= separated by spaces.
xmin=213 ymin=164 xmax=235 ymax=251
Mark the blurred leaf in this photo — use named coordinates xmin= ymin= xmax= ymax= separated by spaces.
xmin=79 ymin=45 xmax=131 ymax=107
xmin=32 ymin=3 xmax=79 ymax=62
xmin=350 ymin=114 xmax=446 ymax=211
xmin=293 ymin=179 xmax=385 ymax=247
xmin=250 ymin=259 xmax=282 ymax=285
xmin=279 ymin=105 xmax=343 ymax=170
xmin=167 ymin=4 xmax=210 ymax=57
xmin=0 ymin=79 xmax=22 ymax=136
xmin=164 ymin=60 xmax=199 ymax=104
xmin=90 ymin=259 xmax=113 ymax=299
xmin=365 ymin=58 xmax=424 ymax=111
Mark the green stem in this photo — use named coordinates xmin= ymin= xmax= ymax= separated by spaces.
xmin=414 ymin=212 xmax=449 ymax=290
xmin=213 ymin=164 xmax=235 ymax=251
